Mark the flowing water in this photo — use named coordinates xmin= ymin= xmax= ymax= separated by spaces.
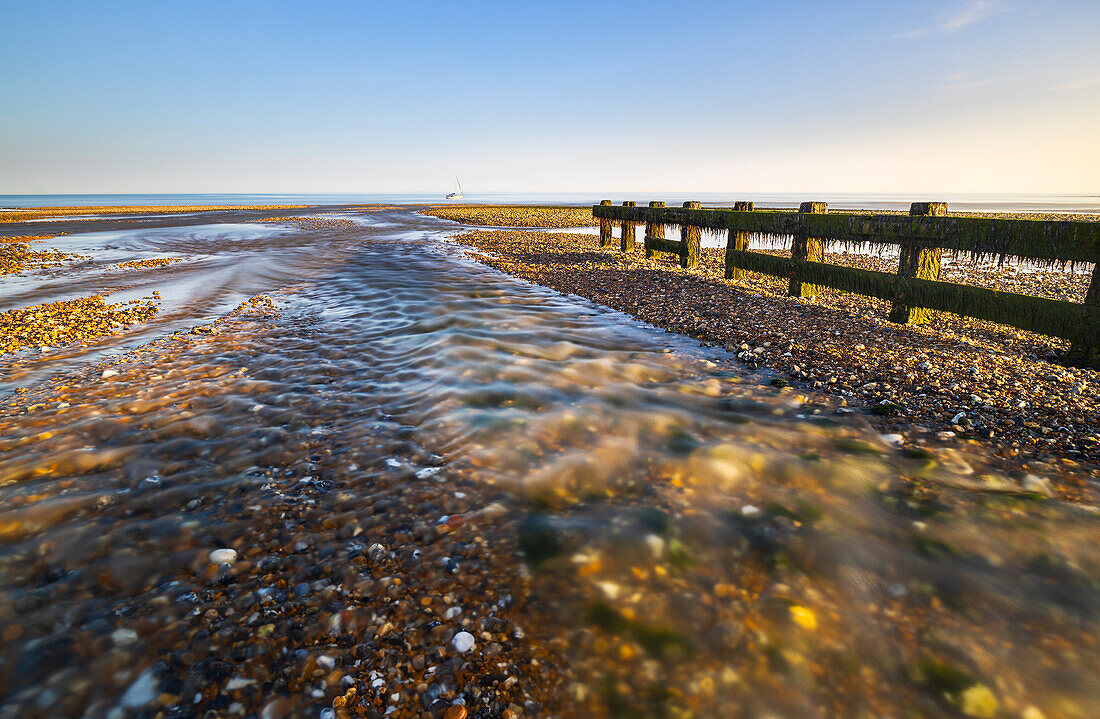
xmin=1 ymin=208 xmax=1098 ymax=718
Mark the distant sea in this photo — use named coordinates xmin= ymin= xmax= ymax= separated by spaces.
xmin=1 ymin=193 xmax=1098 ymax=214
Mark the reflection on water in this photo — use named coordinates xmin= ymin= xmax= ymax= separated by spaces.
xmin=1 ymin=219 xmax=385 ymax=390
xmin=0 ymin=209 xmax=1097 ymax=718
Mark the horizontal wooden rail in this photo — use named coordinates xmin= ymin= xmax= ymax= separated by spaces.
xmin=645 ymin=236 xmax=682 ymax=256
xmin=726 ymin=250 xmax=1097 ymax=342
xmin=595 ymin=200 xmax=1100 ymax=367
xmin=596 ymin=204 xmax=1100 ymax=263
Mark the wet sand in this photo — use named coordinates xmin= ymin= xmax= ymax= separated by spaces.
xmin=1 ymin=206 xmax=1098 ymax=719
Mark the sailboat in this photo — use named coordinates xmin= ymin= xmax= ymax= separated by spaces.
xmin=445 ymin=176 xmax=464 ymax=200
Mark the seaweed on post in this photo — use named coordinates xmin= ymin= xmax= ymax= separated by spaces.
xmin=1068 ymin=262 xmax=1100 ymax=367
xmin=646 ymin=201 xmax=666 ymax=259
xmin=789 ymin=202 xmax=827 ymax=297
xmin=598 ymin=200 xmax=614 ymax=248
xmin=681 ymin=201 xmax=702 ymax=269
xmin=724 ymin=201 xmax=754 ymax=281
xmin=621 ymin=201 xmax=637 ymax=253
xmin=890 ymin=202 xmax=947 ymax=325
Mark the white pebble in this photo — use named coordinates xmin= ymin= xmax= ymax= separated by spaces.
xmin=120 ymin=669 xmax=157 ymax=708
xmin=111 ymin=628 xmax=139 ymax=646
xmin=209 ymin=548 xmax=238 ymax=565
xmin=741 ymin=505 xmax=762 ymax=518
xmin=452 ymin=630 xmax=476 ymax=653
xmin=881 ymin=433 xmax=904 ymax=446
xmin=101 ymin=369 xmax=119 ymax=379
xmin=644 ymin=534 xmax=665 ymax=558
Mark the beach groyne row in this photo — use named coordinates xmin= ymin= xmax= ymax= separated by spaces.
xmin=594 ymin=200 xmax=1100 ymax=367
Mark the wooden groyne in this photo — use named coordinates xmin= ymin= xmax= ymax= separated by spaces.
xmin=593 ymin=200 xmax=1100 ymax=367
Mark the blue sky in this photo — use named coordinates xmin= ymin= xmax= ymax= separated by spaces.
xmin=1 ymin=0 xmax=1097 ymax=194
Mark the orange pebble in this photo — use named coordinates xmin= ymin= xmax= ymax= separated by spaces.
xmin=444 ymin=705 xmax=468 ymax=719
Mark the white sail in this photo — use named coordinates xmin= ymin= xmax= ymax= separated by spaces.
xmin=446 ymin=175 xmax=463 ymax=200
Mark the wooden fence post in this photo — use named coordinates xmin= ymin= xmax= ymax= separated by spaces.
xmin=646 ymin=201 xmax=665 ymax=259
xmin=621 ymin=201 xmax=637 ymax=252
xmin=681 ymin=201 xmax=702 ymax=268
xmin=724 ymin=200 xmax=755 ymax=280
xmin=889 ymin=202 xmax=947 ymax=324
xmin=789 ymin=202 xmax=827 ymax=297
xmin=1069 ymin=264 xmax=1100 ymax=367
xmin=599 ymin=200 xmax=613 ymax=247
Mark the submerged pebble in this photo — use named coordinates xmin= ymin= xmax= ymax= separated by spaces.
xmin=452 ymin=631 xmax=476 ymax=653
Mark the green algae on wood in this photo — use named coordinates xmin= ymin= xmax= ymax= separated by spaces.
xmin=594 ymin=200 xmax=1100 ymax=366
xmin=645 ymin=236 xmax=684 ymax=255
xmin=890 ymin=202 xmax=947 ymax=325
xmin=724 ymin=201 xmax=754 ymax=280
xmin=726 ymin=249 xmax=1096 ymax=342
xmin=681 ymin=201 xmax=702 ymax=269
xmin=790 ymin=202 xmax=827 ymax=298
xmin=1069 ymin=262 xmax=1100 ymax=365
xmin=593 ymin=204 xmax=1100 ymax=263
xmin=599 ymin=200 xmax=614 ymax=248
xmin=646 ymin=201 xmax=666 ymax=259
xmin=621 ymin=201 xmax=637 ymax=253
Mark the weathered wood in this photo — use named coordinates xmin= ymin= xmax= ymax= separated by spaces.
xmin=645 ymin=236 xmax=683 ymax=255
xmin=681 ymin=201 xmax=702 ymax=269
xmin=620 ymin=201 xmax=637 ymax=252
xmin=790 ymin=202 xmax=827 ymax=297
xmin=593 ymin=204 xmax=1100 ymax=263
xmin=726 ymin=250 xmax=1097 ymax=343
xmin=890 ymin=202 xmax=947 ymax=324
xmin=595 ymin=200 xmax=1100 ymax=367
xmin=1069 ymin=263 xmax=1100 ymax=366
xmin=724 ymin=201 xmax=754 ymax=280
xmin=646 ymin=201 xmax=665 ymax=259
xmin=598 ymin=200 xmax=613 ymax=248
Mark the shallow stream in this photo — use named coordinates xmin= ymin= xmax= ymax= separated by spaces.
xmin=0 ymin=208 xmax=1097 ymax=718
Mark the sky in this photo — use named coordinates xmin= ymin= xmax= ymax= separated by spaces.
xmin=1 ymin=0 xmax=1098 ymax=195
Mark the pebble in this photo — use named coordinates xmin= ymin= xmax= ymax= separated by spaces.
xmin=644 ymin=533 xmax=665 ymax=558
xmin=443 ymin=706 xmax=468 ymax=719
xmin=959 ymin=683 xmax=998 ymax=717
xmin=209 ymin=548 xmax=238 ymax=565
xmin=119 ymin=669 xmax=158 ymax=708
xmin=451 ymin=631 xmax=476 ymax=653
xmin=111 ymin=628 xmax=138 ymax=646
